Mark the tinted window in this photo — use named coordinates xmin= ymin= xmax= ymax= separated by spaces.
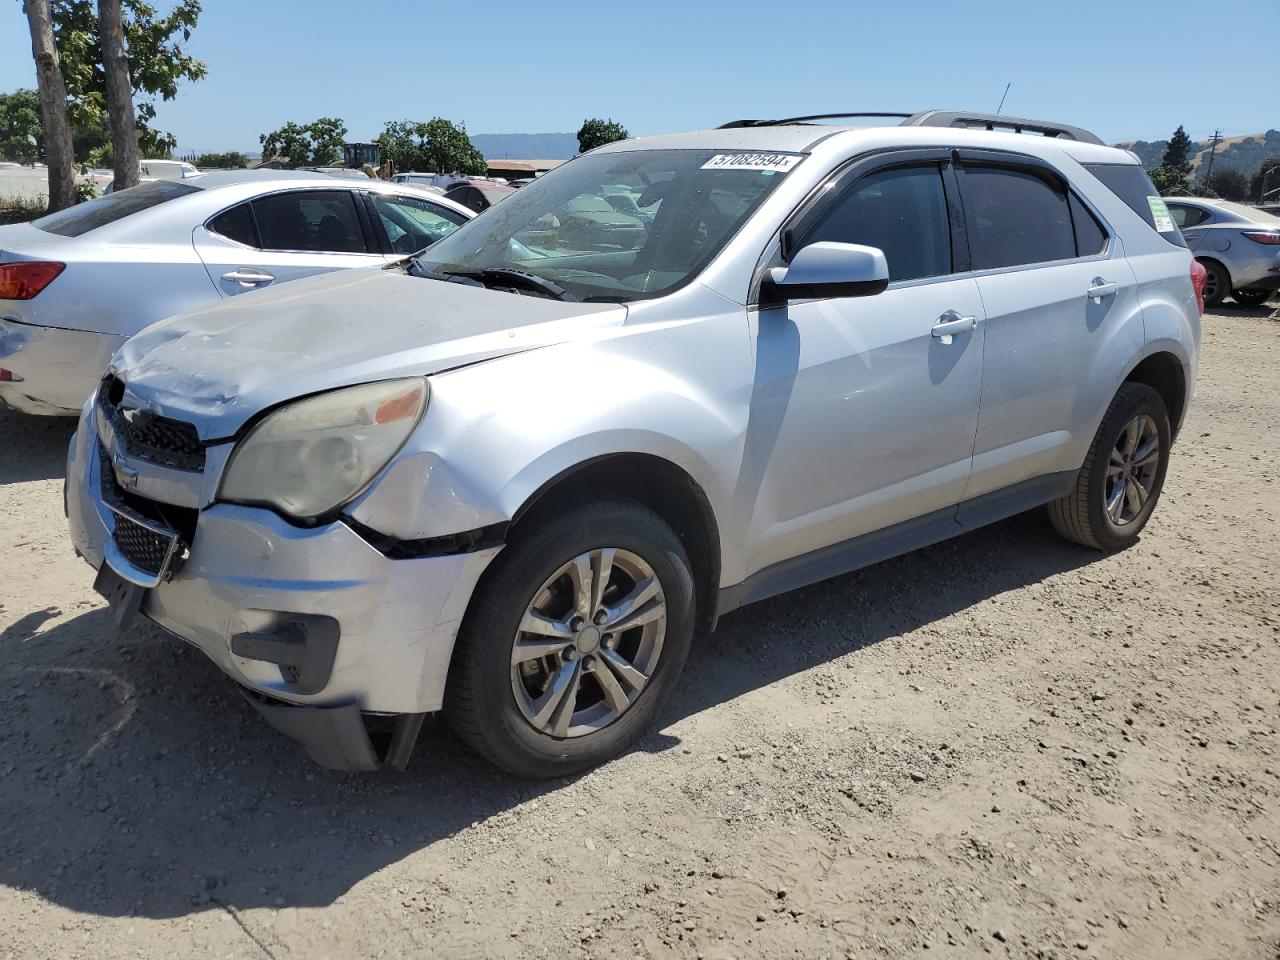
xmin=961 ymin=166 xmax=1076 ymax=270
xmin=800 ymin=165 xmax=952 ymax=282
xmin=1082 ymin=163 xmax=1187 ymax=247
xmin=371 ymin=194 xmax=468 ymax=254
xmin=1168 ymin=203 xmax=1211 ymax=228
xmin=1069 ymin=193 xmax=1107 ymax=256
xmin=251 ymin=190 xmax=369 ymax=253
xmin=208 ymin=203 xmax=257 ymax=247
xmin=33 ymin=180 xmax=200 ymax=237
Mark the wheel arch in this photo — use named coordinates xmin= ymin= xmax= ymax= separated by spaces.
xmin=509 ymin=452 xmax=723 ymax=634
xmin=1121 ymin=350 xmax=1188 ymax=440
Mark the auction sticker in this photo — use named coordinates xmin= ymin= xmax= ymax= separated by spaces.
xmin=1147 ymin=196 xmax=1176 ymax=232
xmin=701 ymin=153 xmax=803 ymax=173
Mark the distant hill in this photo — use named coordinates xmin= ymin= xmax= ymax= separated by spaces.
xmin=472 ymin=132 xmax=577 ymax=160
xmin=1114 ymin=130 xmax=1280 ymax=176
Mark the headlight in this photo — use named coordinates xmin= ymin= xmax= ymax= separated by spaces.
xmin=219 ymin=379 xmax=428 ymax=519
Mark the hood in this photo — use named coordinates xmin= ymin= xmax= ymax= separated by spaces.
xmin=114 ymin=266 xmax=625 ymax=439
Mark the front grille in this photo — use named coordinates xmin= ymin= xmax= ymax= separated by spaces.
xmin=98 ymin=374 xmax=205 ymax=472
xmin=112 ymin=512 xmax=177 ymax=576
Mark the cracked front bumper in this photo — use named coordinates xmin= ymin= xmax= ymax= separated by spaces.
xmin=66 ymin=417 xmax=501 ymax=727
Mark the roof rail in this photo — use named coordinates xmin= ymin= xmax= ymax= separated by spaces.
xmin=718 ymin=112 xmax=913 ymax=129
xmin=902 ymin=110 xmax=1104 ymax=146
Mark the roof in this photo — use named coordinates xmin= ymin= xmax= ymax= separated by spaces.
xmin=187 ymin=169 xmax=347 ymax=189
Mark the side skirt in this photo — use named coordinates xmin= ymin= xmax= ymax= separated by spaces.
xmin=715 ymin=470 xmax=1076 ymax=618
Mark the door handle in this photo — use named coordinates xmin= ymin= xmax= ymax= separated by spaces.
xmin=931 ymin=312 xmax=978 ymax=340
xmin=221 ymin=268 xmax=274 ymax=287
xmin=1087 ymin=279 xmax=1118 ymax=301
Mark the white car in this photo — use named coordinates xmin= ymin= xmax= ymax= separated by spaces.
xmin=0 ymin=171 xmax=473 ymax=414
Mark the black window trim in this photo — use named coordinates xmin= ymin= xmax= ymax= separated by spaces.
xmin=952 ymin=147 xmax=1115 ymax=275
xmin=202 ymin=186 xmax=383 ymax=257
xmin=750 ymin=146 xmax=973 ymax=307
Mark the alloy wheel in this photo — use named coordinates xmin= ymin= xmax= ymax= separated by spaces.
xmin=510 ymin=548 xmax=666 ymax=738
xmin=1105 ymin=414 xmax=1160 ymax=526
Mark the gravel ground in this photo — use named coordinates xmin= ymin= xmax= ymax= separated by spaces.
xmin=1 ymin=306 xmax=1278 ymax=960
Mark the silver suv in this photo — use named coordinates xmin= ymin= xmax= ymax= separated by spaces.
xmin=66 ymin=111 xmax=1203 ymax=777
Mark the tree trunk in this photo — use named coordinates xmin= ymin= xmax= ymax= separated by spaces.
xmin=98 ymin=0 xmax=140 ymax=191
xmin=23 ymin=0 xmax=76 ymax=212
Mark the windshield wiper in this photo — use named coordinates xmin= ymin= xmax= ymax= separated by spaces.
xmin=472 ymin=268 xmax=579 ymax=302
xmin=408 ymin=263 xmax=579 ymax=301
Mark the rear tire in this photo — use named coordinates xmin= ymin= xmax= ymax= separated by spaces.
xmin=444 ymin=497 xmax=695 ymax=778
xmin=1048 ymin=383 xmax=1171 ymax=551
xmin=1199 ymin=259 xmax=1230 ymax=308
xmin=1231 ymin=287 xmax=1273 ymax=307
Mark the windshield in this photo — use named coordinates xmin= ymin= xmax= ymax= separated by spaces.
xmin=414 ymin=148 xmax=802 ymax=301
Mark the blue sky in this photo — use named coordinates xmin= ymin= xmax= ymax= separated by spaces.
xmin=1 ymin=0 xmax=1273 ymax=154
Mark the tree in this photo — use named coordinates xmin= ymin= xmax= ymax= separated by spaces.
xmin=190 ymin=150 xmax=247 ymax=169
xmin=1148 ymin=165 xmax=1189 ymax=196
xmin=1203 ymin=168 xmax=1250 ymax=202
xmin=1252 ymin=156 xmax=1280 ymax=203
xmin=0 ymin=89 xmax=43 ymax=164
xmin=1160 ymin=125 xmax=1194 ymax=176
xmin=23 ymin=0 xmax=77 ymax=211
xmin=96 ymin=0 xmax=139 ymax=189
xmin=577 ymin=117 xmax=628 ymax=153
xmin=259 ymin=117 xmax=347 ymax=167
xmin=374 ymin=118 xmax=486 ymax=175
xmin=50 ymin=0 xmax=206 ymax=158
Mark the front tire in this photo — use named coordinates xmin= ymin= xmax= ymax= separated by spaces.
xmin=1048 ymin=383 xmax=1171 ymax=551
xmin=444 ymin=498 xmax=695 ymax=778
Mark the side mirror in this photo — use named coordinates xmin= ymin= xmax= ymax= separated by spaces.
xmin=761 ymin=242 xmax=890 ymax=305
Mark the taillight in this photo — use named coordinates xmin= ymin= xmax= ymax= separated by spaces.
xmin=1242 ymin=231 xmax=1280 ymax=246
xmin=0 ymin=261 xmax=65 ymax=300
xmin=1190 ymin=259 xmax=1207 ymax=315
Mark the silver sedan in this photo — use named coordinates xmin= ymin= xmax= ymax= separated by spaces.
xmin=1165 ymin=197 xmax=1280 ymax=307
xmin=0 ymin=171 xmax=472 ymax=415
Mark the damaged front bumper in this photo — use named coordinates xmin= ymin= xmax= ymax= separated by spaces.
xmin=66 ymin=411 xmax=501 ymax=771
xmin=0 ymin=317 xmax=123 ymax=415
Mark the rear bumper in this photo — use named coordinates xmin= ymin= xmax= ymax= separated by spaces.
xmin=0 ymin=318 xmax=122 ymax=415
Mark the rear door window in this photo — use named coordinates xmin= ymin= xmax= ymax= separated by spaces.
xmin=798 ymin=164 xmax=953 ymax=282
xmin=33 ymin=180 xmax=201 ymax=237
xmin=959 ymin=165 xmax=1077 ymax=270
xmin=1167 ymin=203 xmax=1211 ymax=228
xmin=250 ymin=190 xmax=370 ymax=253
xmin=1082 ymin=163 xmax=1187 ymax=247
xmin=207 ymin=203 xmax=257 ymax=247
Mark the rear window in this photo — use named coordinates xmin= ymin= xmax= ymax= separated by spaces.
xmin=1082 ymin=163 xmax=1186 ymax=247
xmin=33 ymin=180 xmax=200 ymax=237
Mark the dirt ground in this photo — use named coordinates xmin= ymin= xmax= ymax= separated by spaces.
xmin=1 ymin=306 xmax=1277 ymax=960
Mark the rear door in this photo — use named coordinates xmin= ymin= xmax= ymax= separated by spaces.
xmin=192 ymin=187 xmax=386 ymax=297
xmin=956 ymin=152 xmax=1145 ymax=501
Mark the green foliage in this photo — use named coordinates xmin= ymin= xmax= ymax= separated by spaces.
xmin=74 ymin=177 xmax=99 ymax=202
xmin=259 ymin=117 xmax=347 ymax=167
xmin=49 ymin=0 xmax=207 ymax=156
xmin=0 ymin=194 xmax=49 ymax=225
xmin=1253 ymin=156 xmax=1280 ymax=202
xmin=0 ymin=89 xmax=43 ymax=164
xmin=1147 ymin=165 xmax=1188 ymax=196
xmin=576 ymin=118 xmax=629 ymax=153
xmin=191 ymin=150 xmax=248 ymax=169
xmin=1161 ymin=125 xmax=1194 ymax=174
xmin=1203 ymin=167 xmax=1250 ymax=202
xmin=374 ymin=118 xmax=486 ymax=175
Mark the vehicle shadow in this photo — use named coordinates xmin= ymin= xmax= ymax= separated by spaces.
xmin=0 ymin=509 xmax=1099 ymax=920
xmin=0 ymin=405 xmax=76 ymax=484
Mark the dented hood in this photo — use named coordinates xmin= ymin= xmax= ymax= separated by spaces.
xmin=113 ymin=266 xmax=625 ymax=439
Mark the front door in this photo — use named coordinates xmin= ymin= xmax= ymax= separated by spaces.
xmin=747 ymin=157 xmax=985 ymax=575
